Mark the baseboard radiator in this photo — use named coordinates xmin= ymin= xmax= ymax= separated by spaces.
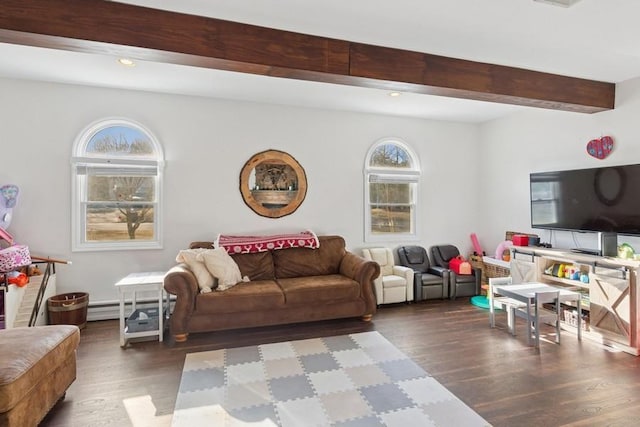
xmin=86 ymin=297 xmax=174 ymax=322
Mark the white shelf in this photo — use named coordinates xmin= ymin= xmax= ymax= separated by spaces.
xmin=511 ymin=245 xmax=639 ymax=355
xmin=116 ymin=271 xmax=167 ymax=347
xmin=540 ymin=274 xmax=590 ymax=289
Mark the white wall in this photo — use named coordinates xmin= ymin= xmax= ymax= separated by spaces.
xmin=479 ymin=76 xmax=640 ymax=257
xmin=0 ymin=78 xmax=481 ymax=306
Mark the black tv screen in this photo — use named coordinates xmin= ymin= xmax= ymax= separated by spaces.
xmin=530 ymin=164 xmax=640 ymax=235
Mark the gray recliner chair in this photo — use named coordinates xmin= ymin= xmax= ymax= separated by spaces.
xmin=397 ymin=245 xmax=448 ymax=301
xmin=430 ymin=244 xmax=481 ymax=300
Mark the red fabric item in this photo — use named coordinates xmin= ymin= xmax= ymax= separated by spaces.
xmin=449 ymin=256 xmax=472 ymax=275
xmin=8 ymin=272 xmax=28 ymax=287
xmin=216 ymin=230 xmax=320 ymax=254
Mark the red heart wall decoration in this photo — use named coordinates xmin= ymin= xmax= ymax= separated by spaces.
xmin=586 ymin=136 xmax=614 ymax=159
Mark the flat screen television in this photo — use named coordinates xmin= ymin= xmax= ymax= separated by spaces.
xmin=530 ymin=164 xmax=640 ymax=236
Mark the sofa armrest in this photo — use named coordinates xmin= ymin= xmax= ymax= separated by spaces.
xmin=164 ymin=264 xmax=199 ymax=340
xmin=339 ymin=252 xmax=380 ymax=316
xmin=392 ymin=265 xmax=415 ymax=301
xmin=428 ymin=267 xmax=450 ymax=298
xmin=428 ymin=266 xmax=449 ymax=278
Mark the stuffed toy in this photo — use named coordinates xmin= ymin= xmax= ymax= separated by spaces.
xmin=6 ymin=270 xmax=28 ymax=287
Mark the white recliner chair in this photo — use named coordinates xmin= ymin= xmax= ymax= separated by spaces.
xmin=362 ymin=247 xmax=414 ymax=305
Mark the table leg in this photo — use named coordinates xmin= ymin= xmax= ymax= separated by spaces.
xmin=489 ymin=287 xmax=495 ymax=328
xmin=158 ymin=287 xmax=163 ymax=342
xmin=526 ymin=300 xmax=532 ymax=346
xmin=577 ymin=298 xmax=582 ymax=341
xmin=507 ymin=307 xmax=516 ymax=336
xmin=534 ymin=298 xmax=540 ymax=348
xmin=119 ymin=291 xmax=126 ymax=347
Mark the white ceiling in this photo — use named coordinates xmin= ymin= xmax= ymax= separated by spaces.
xmin=3 ymin=0 xmax=640 ymax=123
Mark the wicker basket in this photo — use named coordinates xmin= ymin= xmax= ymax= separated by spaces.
xmin=562 ymin=309 xmax=589 ymax=331
xmin=477 ymin=256 xmax=511 ymax=295
xmin=484 ymin=260 xmax=510 ymax=281
xmin=472 ymin=231 xmax=526 ymax=294
xmin=469 ymin=254 xmax=484 ymax=272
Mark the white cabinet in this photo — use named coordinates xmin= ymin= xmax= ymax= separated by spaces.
xmin=510 ymin=252 xmax=537 ymax=283
xmin=589 ymin=269 xmax=632 ymax=345
xmin=511 ymin=246 xmax=640 ymax=355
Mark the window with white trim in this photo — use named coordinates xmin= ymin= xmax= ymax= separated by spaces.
xmin=364 ymin=138 xmax=420 ymax=242
xmin=71 ymin=118 xmax=164 ymax=251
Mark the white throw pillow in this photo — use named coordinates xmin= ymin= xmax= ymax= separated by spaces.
xmin=198 ymin=248 xmax=247 ymax=291
xmin=176 ymin=249 xmax=215 ymax=293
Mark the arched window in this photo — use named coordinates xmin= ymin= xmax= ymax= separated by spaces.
xmin=71 ymin=118 xmax=164 ymax=251
xmin=364 ymin=138 xmax=420 ymax=242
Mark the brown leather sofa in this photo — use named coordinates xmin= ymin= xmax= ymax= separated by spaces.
xmin=164 ymin=235 xmax=380 ymax=342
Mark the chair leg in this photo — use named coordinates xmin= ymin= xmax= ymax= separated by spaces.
xmin=526 ymin=304 xmax=533 ymax=346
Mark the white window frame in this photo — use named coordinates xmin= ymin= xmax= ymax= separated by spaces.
xmin=364 ymin=137 xmax=420 ymax=242
xmin=71 ymin=118 xmax=164 ymax=251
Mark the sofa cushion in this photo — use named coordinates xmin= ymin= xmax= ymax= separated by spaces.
xmin=405 ymin=246 xmax=426 ymax=265
xmin=382 ymin=275 xmax=408 ymax=289
xmin=273 ymin=235 xmax=345 ymax=278
xmin=231 ymin=251 xmax=275 ymax=281
xmin=176 ymin=249 xmax=215 ymax=292
xmin=195 ymin=280 xmax=285 ymax=313
xmin=365 ymin=248 xmax=394 ymax=276
xmin=432 ymin=245 xmax=460 ymax=268
xmin=277 ymin=275 xmax=360 ymax=305
xmin=198 ymin=248 xmax=244 ymax=291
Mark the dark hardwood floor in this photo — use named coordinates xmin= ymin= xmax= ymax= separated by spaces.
xmin=41 ymin=299 xmax=640 ymax=426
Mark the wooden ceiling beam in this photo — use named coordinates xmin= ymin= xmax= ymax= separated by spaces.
xmin=0 ymin=0 xmax=615 ymax=113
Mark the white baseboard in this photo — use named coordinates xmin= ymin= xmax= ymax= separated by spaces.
xmin=87 ymin=302 xmax=121 ymax=321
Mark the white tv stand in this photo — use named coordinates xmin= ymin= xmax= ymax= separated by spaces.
xmin=510 ymin=246 xmax=640 ymax=356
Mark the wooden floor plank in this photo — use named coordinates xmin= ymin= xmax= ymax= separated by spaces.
xmin=40 ymin=299 xmax=640 ymax=426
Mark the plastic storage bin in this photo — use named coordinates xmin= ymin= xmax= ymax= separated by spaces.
xmin=126 ymin=307 xmax=160 ymax=332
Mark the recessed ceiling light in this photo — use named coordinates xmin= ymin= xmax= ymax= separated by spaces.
xmin=388 ymin=92 xmax=401 ymax=97
xmin=118 ymin=58 xmax=136 ymax=67
xmin=533 ymin=0 xmax=582 ymax=7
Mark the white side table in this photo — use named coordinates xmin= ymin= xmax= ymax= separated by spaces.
xmin=115 ymin=271 xmax=167 ymax=347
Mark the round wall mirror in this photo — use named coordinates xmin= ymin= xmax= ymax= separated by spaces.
xmin=239 ymin=149 xmax=307 ymax=218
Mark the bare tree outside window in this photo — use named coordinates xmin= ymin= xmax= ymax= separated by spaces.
xmin=370 ymin=144 xmax=411 ymax=168
xmin=73 ymin=119 xmax=163 ymax=251
xmin=365 ymin=139 xmax=419 ymax=241
xmin=369 ymin=182 xmax=412 ymax=234
xmin=83 ymin=126 xmax=157 ymax=242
